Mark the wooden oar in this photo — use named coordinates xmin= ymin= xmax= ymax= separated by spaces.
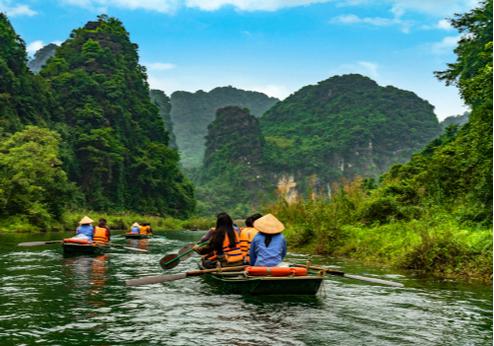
xmin=126 ymin=265 xmax=247 ymax=286
xmin=18 ymin=240 xmax=63 ymax=247
xmin=159 ymin=241 xmax=208 ymax=270
xmin=294 ymin=264 xmax=404 ymax=287
xmin=18 ymin=240 xmax=147 ymax=253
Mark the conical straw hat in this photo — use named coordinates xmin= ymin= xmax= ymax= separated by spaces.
xmin=132 ymin=222 xmax=140 ymax=227
xmin=253 ymin=214 xmax=285 ymax=234
xmin=79 ymin=216 xmax=94 ymax=225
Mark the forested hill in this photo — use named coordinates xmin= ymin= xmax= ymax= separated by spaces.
xmin=27 ymin=43 xmax=57 ymax=73
xmin=170 ymin=86 xmax=279 ymax=168
xmin=0 ymin=14 xmax=54 ymax=132
xmin=196 ymin=106 xmax=269 ymax=214
xmin=440 ymin=112 xmax=470 ymax=130
xmin=150 ymin=89 xmax=176 ymax=148
xmin=39 ymin=15 xmax=194 ymax=216
xmin=260 ymin=74 xmax=442 ymax=197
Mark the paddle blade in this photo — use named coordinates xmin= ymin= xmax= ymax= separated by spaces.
xmin=344 ymin=274 xmax=404 ymax=287
xmin=159 ymin=254 xmax=179 ymax=270
xmin=177 ymin=243 xmax=195 ymax=260
xmin=18 ymin=240 xmax=62 ymax=247
xmin=126 ymin=273 xmax=186 ymax=286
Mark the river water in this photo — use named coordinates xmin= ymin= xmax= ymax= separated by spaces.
xmin=0 ymin=231 xmax=491 ymax=346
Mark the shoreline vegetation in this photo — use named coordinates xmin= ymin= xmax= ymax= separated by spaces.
xmin=267 ymin=179 xmax=492 ymax=284
xmin=0 ymin=211 xmax=213 ymax=233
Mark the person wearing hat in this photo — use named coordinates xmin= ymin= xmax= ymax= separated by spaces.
xmin=130 ymin=222 xmax=140 ymax=234
xmin=75 ymin=216 xmax=95 ymax=241
xmin=248 ymin=214 xmax=287 ymax=267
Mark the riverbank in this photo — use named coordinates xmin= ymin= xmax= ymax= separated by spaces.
xmin=271 ymin=200 xmax=493 ymax=284
xmin=0 ymin=211 xmax=213 ymax=233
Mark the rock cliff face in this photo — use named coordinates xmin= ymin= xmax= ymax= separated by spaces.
xmin=170 ymin=86 xmax=279 ymax=168
xmin=260 ymin=74 xmax=442 ymax=198
xmin=440 ymin=112 xmax=469 ymax=130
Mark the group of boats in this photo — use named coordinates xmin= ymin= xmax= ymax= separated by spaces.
xmin=21 ymin=231 xmax=401 ymax=296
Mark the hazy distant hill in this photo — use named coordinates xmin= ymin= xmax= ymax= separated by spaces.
xmin=170 ymin=86 xmax=279 ymax=168
xmin=440 ymin=112 xmax=470 ymax=130
xmin=260 ymin=74 xmax=442 ymax=198
xmin=150 ymin=89 xmax=176 ymax=148
xmin=27 ymin=43 xmax=57 ymax=73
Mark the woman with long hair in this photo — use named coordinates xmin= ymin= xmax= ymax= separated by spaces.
xmin=194 ymin=212 xmax=244 ymax=268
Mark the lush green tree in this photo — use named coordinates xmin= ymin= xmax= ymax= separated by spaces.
xmin=150 ymin=89 xmax=176 ymax=148
xmin=0 ymin=14 xmax=54 ymax=133
xmin=0 ymin=126 xmax=77 ymax=228
xmin=41 ymin=15 xmax=194 ymax=215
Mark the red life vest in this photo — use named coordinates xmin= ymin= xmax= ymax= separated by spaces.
xmin=246 ymin=266 xmax=308 ymax=277
xmin=207 ymin=232 xmax=244 ymax=264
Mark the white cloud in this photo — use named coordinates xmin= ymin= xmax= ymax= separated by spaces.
xmin=59 ymin=0 xmax=332 ymax=12
xmin=185 ymin=0 xmax=331 ymax=11
xmin=59 ymin=0 xmax=180 ymax=13
xmin=436 ymin=19 xmax=453 ymax=30
xmin=431 ymin=35 xmax=459 ymax=54
xmin=146 ymin=62 xmax=176 ymax=71
xmin=330 ymin=13 xmax=412 ymax=33
xmin=0 ymin=1 xmax=37 ymax=16
xmin=26 ymin=40 xmax=45 ymax=55
xmin=389 ymin=0 xmax=479 ymax=17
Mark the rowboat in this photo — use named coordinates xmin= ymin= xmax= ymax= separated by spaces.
xmin=62 ymin=242 xmax=108 ymax=256
xmin=124 ymin=233 xmax=150 ymax=239
xmin=199 ymin=264 xmax=323 ymax=295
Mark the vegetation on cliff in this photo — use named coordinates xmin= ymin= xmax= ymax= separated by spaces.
xmin=261 ymin=74 xmax=442 ymax=195
xmin=196 ymin=106 xmax=270 ymax=214
xmin=150 ymin=89 xmax=177 ymax=148
xmin=171 ymin=86 xmax=278 ymax=168
xmin=269 ymin=0 xmax=492 ymax=281
xmin=41 ymin=15 xmax=194 ymax=216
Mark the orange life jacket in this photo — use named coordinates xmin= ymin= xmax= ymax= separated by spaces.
xmin=207 ymin=232 xmax=244 ymax=264
xmin=139 ymin=225 xmax=151 ymax=235
xmin=93 ymin=226 xmax=109 ymax=244
xmin=239 ymin=227 xmax=258 ymax=264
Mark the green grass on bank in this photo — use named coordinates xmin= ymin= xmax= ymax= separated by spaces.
xmin=0 ymin=211 xmax=213 ymax=233
xmin=270 ymin=193 xmax=492 ymax=283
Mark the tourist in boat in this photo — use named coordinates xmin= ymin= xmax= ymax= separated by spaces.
xmin=249 ymin=214 xmax=287 ymax=267
xmin=239 ymin=213 xmax=262 ymax=264
xmin=193 ymin=212 xmax=244 ymax=268
xmin=139 ymin=223 xmax=153 ymax=235
xmin=75 ymin=216 xmax=95 ymax=241
xmin=93 ymin=218 xmax=111 ymax=244
xmin=130 ymin=222 xmax=140 ymax=234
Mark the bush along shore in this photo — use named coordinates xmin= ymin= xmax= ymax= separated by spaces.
xmin=0 ymin=211 xmax=213 ymax=233
xmin=268 ymin=179 xmax=492 ymax=283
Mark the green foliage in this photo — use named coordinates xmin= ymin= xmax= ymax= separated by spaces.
xmin=0 ymin=126 xmax=77 ymax=230
xmin=260 ymin=74 xmax=441 ymax=196
xmin=150 ymin=89 xmax=176 ymax=148
xmin=196 ymin=106 xmax=272 ymax=216
xmin=40 ymin=15 xmax=194 ymax=216
xmin=0 ymin=14 xmax=54 ymax=133
xmin=170 ymin=86 xmax=279 ymax=168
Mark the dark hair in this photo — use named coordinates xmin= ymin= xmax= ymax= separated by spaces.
xmin=264 ymin=234 xmax=273 ymax=247
xmin=98 ymin=218 xmax=107 ymax=227
xmin=245 ymin=213 xmax=262 ymax=227
xmin=211 ymin=212 xmax=236 ymax=252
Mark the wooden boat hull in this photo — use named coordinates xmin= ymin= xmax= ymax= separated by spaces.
xmin=62 ymin=243 xmax=108 ymax=256
xmin=124 ymin=234 xmax=149 ymax=239
xmin=200 ymin=265 xmax=323 ymax=295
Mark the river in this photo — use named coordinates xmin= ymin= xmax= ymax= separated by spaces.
xmin=0 ymin=231 xmax=491 ymax=345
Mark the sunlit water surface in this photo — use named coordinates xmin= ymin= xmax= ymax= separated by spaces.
xmin=0 ymin=231 xmax=491 ymax=345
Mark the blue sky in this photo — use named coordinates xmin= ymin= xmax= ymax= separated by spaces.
xmin=3 ymin=0 xmax=479 ymax=120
